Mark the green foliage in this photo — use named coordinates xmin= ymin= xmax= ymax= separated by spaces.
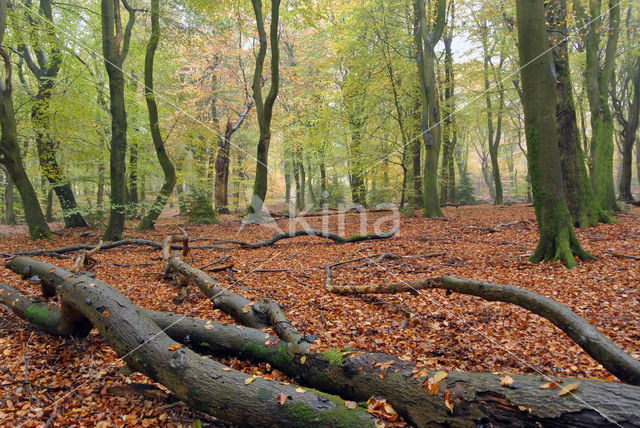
xmin=179 ymin=188 xmax=217 ymax=225
xmin=455 ymin=170 xmax=477 ymax=206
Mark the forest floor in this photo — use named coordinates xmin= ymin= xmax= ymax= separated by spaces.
xmin=1 ymin=203 xmax=639 ymax=427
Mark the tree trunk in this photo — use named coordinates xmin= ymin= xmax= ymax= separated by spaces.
xmin=102 ymin=0 xmax=136 ymax=241
xmin=413 ymin=0 xmax=445 ymax=218
xmin=575 ymin=0 xmax=620 ymax=212
xmin=4 ymin=168 xmax=15 ymax=225
xmin=137 ymin=0 xmax=176 ymax=231
xmin=127 ymin=138 xmax=138 ymax=206
xmin=516 ymin=0 xmax=591 ymax=268
xmin=547 ymin=0 xmax=610 ymax=227
xmin=247 ymin=0 xmax=281 ymax=218
xmin=440 ymin=6 xmax=456 ymax=205
xmin=20 ymin=0 xmax=88 ymax=228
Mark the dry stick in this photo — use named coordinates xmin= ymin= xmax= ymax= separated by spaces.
xmin=245 ymin=207 xmax=396 ymax=225
xmin=3 ymin=270 xmax=640 ymax=426
xmin=161 ymin=238 xmax=309 ymax=350
xmin=197 ymin=256 xmax=231 ymax=270
xmin=325 ymin=275 xmax=640 ymax=386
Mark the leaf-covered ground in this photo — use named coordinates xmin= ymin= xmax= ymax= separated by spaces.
xmin=1 ymin=204 xmax=639 ymax=426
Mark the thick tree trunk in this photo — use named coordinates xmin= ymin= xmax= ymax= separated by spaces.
xmin=516 ymin=0 xmax=591 ymax=268
xmin=547 ymin=0 xmax=610 ymax=227
xmin=413 ymin=0 xmax=445 ymax=218
xmin=137 ymin=0 xmax=176 ymax=231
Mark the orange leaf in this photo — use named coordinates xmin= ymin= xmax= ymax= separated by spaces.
xmin=443 ymin=391 xmax=454 ymax=413
xmin=344 ymin=401 xmax=357 ymax=409
xmin=500 ymin=376 xmax=514 ymax=386
xmin=49 ymin=268 xmax=56 ymax=273
xmin=277 ymin=393 xmax=287 ymax=405
xmin=167 ymin=344 xmax=180 ymax=351
xmin=241 ymin=306 xmax=250 ymax=314
xmin=102 ymin=310 xmax=110 ymax=318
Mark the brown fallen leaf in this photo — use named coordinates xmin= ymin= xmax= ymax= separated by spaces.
xmin=500 ymin=375 xmax=514 ymax=386
xmin=277 ymin=393 xmax=287 ymax=405
xmin=558 ymin=382 xmax=580 ymax=396
xmin=443 ymin=390 xmax=454 ymax=413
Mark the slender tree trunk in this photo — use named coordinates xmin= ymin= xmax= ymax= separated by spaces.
xmin=575 ymin=0 xmax=620 ymax=212
xmin=127 ymin=139 xmax=138 ymax=206
xmin=247 ymin=0 xmax=281 ymax=218
xmin=517 ymin=0 xmax=591 ymax=268
xmin=306 ymin=158 xmax=316 ymax=208
xmin=97 ymin=163 xmax=105 ymax=213
xmin=547 ymin=0 xmax=610 ymax=227
xmin=440 ymin=24 xmax=456 ymax=205
xmin=319 ymin=153 xmax=327 ymax=205
xmin=137 ymin=0 xmax=176 ymax=231
xmin=102 ymin=0 xmax=136 ymax=240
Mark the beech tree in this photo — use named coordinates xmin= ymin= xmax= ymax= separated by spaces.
xmin=0 ymin=0 xmax=50 ymax=239
xmin=18 ymin=0 xmax=88 ymax=228
xmin=574 ymin=0 xmax=620 ymax=212
xmin=516 ymin=0 xmax=591 ymax=267
xmin=247 ymin=0 xmax=281 ymax=218
xmin=101 ymin=0 xmax=136 ymax=241
xmin=413 ymin=0 xmax=446 ymax=217
xmin=137 ymin=0 xmax=176 ymax=231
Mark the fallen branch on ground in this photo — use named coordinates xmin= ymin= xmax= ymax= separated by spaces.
xmin=325 ymin=275 xmax=640 ymax=386
xmin=2 ymin=262 xmax=640 ymax=427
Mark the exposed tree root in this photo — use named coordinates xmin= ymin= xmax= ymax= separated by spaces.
xmin=325 ymin=274 xmax=640 ymax=386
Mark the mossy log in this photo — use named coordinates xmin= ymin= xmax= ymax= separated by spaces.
xmin=4 ymin=280 xmax=640 ymax=427
xmin=326 ymin=274 xmax=640 ymax=386
xmin=0 ymin=278 xmax=376 ymax=426
xmin=4 ymin=259 xmax=640 ymax=426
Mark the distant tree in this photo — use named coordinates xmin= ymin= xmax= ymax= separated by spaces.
xmin=516 ymin=0 xmax=591 ymax=267
xmin=18 ymin=0 xmax=88 ymax=228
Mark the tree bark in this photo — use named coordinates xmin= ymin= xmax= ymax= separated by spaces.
xmin=574 ymin=0 xmax=620 ymax=212
xmin=516 ymin=0 xmax=591 ymax=268
xmin=547 ymin=0 xmax=611 ymax=227
xmin=247 ymin=0 xmax=281 ymax=218
xmin=102 ymin=0 xmax=136 ymax=240
xmin=413 ymin=0 xmax=445 ymax=218
xmin=440 ymin=7 xmax=456 ymax=205
xmin=137 ymin=0 xmax=176 ymax=231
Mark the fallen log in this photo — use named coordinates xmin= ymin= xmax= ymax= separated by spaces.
xmin=212 ymin=228 xmax=399 ymax=249
xmin=162 ymin=240 xmax=309 ymax=350
xmin=0 ymin=275 xmax=377 ymax=426
xmin=3 ymin=279 xmax=640 ymax=427
xmin=326 ymin=275 xmax=640 ymax=386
